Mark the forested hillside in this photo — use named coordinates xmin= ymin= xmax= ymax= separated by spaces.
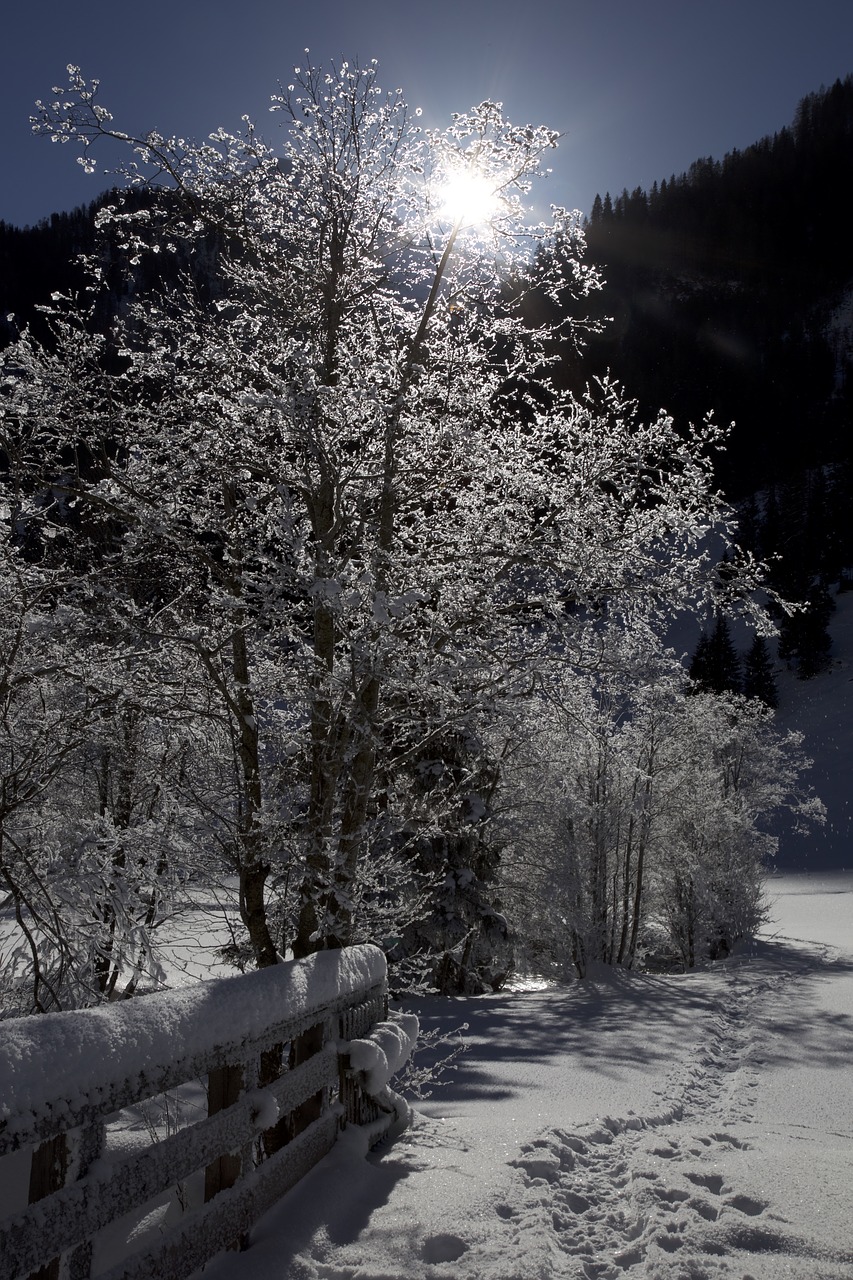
xmin=1 ymin=206 xmax=93 ymax=348
xmin=0 ymin=187 xmax=227 ymax=355
xmin=578 ymin=76 xmax=853 ymax=500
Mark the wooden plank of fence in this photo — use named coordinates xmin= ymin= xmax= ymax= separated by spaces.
xmin=288 ymin=1022 xmax=325 ymax=1137
xmin=204 ymin=1063 xmax=245 ymax=1203
xmin=27 ymin=1133 xmax=68 ymax=1280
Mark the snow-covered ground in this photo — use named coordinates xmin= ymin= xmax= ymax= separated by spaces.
xmin=197 ymin=871 xmax=852 ymax=1280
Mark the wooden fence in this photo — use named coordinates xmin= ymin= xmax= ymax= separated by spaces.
xmin=0 ymin=944 xmax=408 ymax=1280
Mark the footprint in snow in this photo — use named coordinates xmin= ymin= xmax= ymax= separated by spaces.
xmin=685 ymin=1170 xmax=726 ymax=1196
xmin=725 ymin=1193 xmax=768 ymax=1217
xmin=707 ymin=1130 xmax=751 ymax=1149
xmin=421 ymin=1233 xmax=469 ymax=1264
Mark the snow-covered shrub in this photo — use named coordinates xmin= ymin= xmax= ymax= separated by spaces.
xmin=0 ymin=535 xmax=241 ymax=1011
xmin=498 ymin=634 xmax=822 ymax=976
xmin=650 ymin=692 xmax=822 ymax=966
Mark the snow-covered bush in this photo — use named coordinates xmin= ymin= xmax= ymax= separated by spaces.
xmin=498 ymin=632 xmax=822 ymax=976
xmin=651 ymin=691 xmax=822 ymax=966
xmin=0 ymin=532 xmax=243 ymax=1011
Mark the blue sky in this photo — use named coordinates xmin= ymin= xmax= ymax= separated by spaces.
xmin=2 ymin=0 xmax=852 ymax=228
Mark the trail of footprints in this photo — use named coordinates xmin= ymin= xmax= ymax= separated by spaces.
xmin=500 ymin=1126 xmax=775 ymax=1277
xmin=484 ymin=961 xmax=853 ymax=1278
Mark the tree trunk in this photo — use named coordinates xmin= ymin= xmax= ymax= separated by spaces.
xmin=294 ymin=587 xmax=346 ymax=959
xmin=231 ymin=623 xmax=278 ymax=969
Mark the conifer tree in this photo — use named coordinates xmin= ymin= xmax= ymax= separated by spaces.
xmin=778 ymin=583 xmax=834 ymax=678
xmin=743 ymin=635 xmax=778 ymax=707
xmin=796 ymin=585 xmax=835 ymax=679
xmin=690 ymin=615 xmax=741 ymax=694
xmin=688 ymin=633 xmax=711 ymax=689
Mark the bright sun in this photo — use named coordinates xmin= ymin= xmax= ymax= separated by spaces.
xmin=438 ymin=168 xmax=500 ymax=227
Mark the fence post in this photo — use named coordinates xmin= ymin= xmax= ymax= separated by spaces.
xmin=258 ymin=1042 xmax=289 ymax=1157
xmin=67 ymin=1122 xmax=103 ymax=1280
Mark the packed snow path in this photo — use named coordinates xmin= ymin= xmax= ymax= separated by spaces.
xmin=203 ymin=875 xmax=853 ymax=1280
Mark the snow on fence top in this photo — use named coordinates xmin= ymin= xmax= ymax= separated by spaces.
xmin=346 ymin=1013 xmax=421 ymax=1095
xmin=0 ymin=943 xmax=387 ymax=1151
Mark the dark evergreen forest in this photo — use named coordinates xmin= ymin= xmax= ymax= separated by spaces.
xmin=573 ymin=75 xmax=853 ymax=680
xmin=579 ymin=76 xmax=853 ymax=501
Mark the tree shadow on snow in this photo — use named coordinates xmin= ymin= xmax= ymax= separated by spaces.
xmin=404 ymin=969 xmax=722 ymax=1104
xmin=742 ymin=936 xmax=853 ymax=1072
xmin=403 ymin=937 xmax=853 ymax=1103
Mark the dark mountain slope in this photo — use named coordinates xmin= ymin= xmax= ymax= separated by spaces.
xmin=580 ymin=76 xmax=853 ymax=497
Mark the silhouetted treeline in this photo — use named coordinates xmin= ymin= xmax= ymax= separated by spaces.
xmin=0 ymin=187 xmax=228 ymax=349
xmin=580 ymin=75 xmax=853 ymax=497
xmin=0 ymin=204 xmax=98 ymax=345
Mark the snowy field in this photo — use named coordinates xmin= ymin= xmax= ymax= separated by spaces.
xmin=198 ymin=871 xmax=853 ymax=1280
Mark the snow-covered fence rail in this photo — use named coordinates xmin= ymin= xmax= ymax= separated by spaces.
xmin=0 ymin=943 xmax=416 ymax=1280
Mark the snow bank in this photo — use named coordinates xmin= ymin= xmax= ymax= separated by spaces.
xmin=343 ymin=1013 xmax=419 ymax=1095
xmin=0 ymin=945 xmax=386 ymax=1146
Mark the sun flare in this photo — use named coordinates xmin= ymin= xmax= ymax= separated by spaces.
xmin=438 ymin=168 xmax=500 ymax=227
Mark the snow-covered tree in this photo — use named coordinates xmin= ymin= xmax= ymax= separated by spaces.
xmin=0 ymin=543 xmax=96 ymax=1012
xmin=498 ymin=633 xmax=682 ymax=977
xmin=498 ymin=632 xmax=821 ymax=977
xmin=652 ymin=692 xmax=820 ymax=966
xmin=0 ymin=535 xmax=217 ymax=1011
xmin=3 ymin=59 xmax=767 ymax=983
